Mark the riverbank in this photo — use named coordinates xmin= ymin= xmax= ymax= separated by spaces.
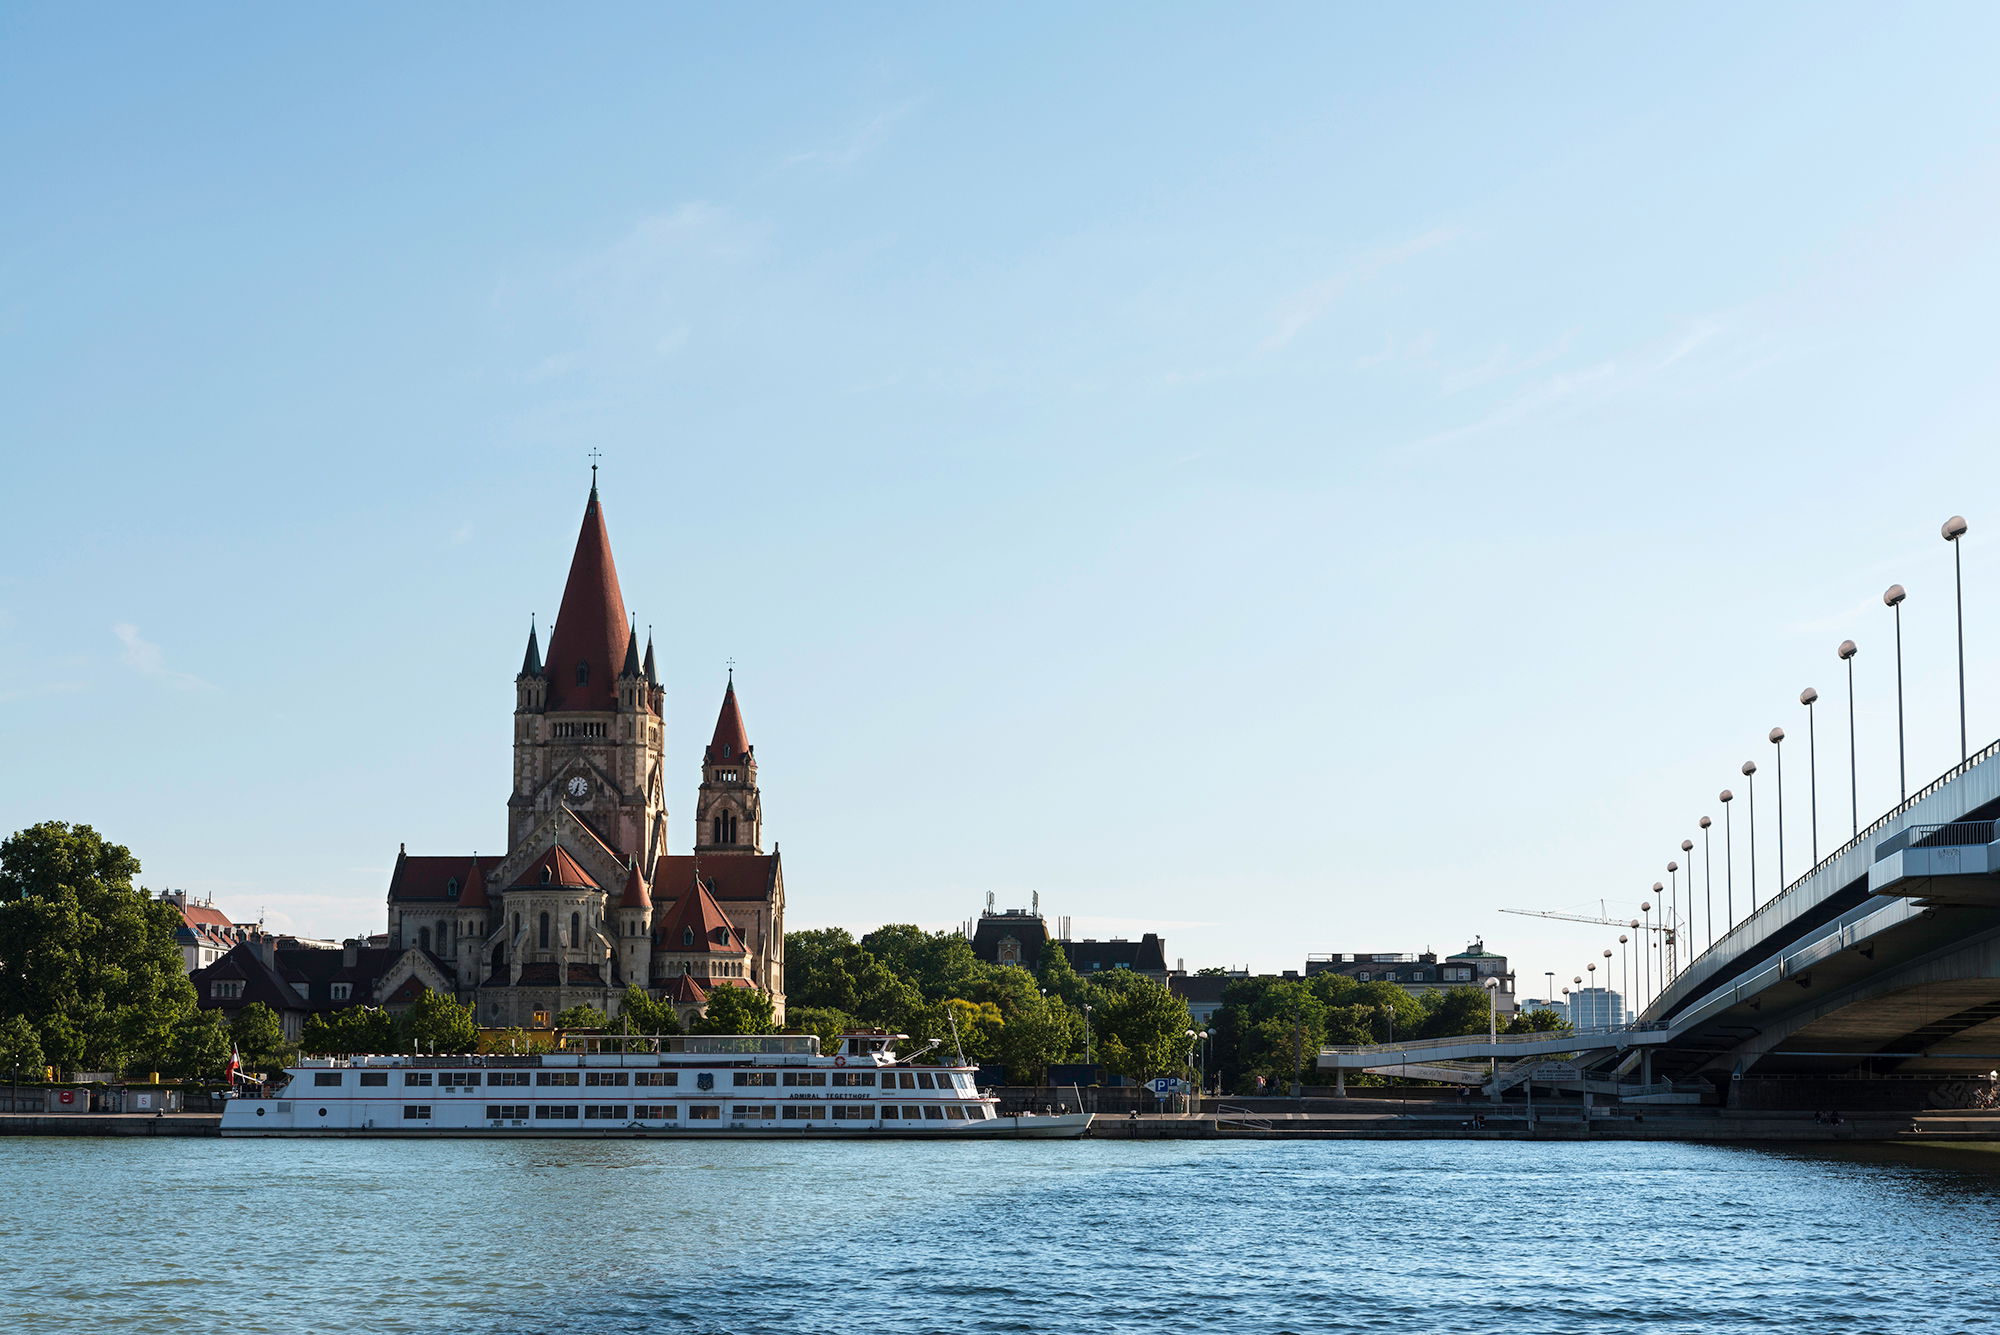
xmin=0 ymin=1114 xmax=221 ymax=1136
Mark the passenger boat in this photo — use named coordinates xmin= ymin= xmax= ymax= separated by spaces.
xmin=219 ymin=1031 xmax=1092 ymax=1139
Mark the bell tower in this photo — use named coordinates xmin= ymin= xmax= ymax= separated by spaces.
xmin=509 ymin=481 xmax=668 ymax=864
xmin=695 ymin=672 xmax=762 ymax=854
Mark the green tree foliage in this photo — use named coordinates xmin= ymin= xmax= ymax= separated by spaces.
xmin=478 ymin=1027 xmax=553 ymax=1055
xmin=860 ymin=925 xmax=984 ymax=1002
xmin=399 ymin=988 xmax=477 ymax=1053
xmin=553 ymin=1004 xmax=608 ymax=1031
xmin=0 ymin=1013 xmax=46 ymax=1079
xmin=783 ymin=1005 xmax=851 ymax=1051
xmin=941 ymin=998 xmax=1004 ymax=1065
xmin=610 ymin=985 xmax=682 ymax=1037
xmin=300 ymin=1006 xmax=399 ymax=1056
xmin=1034 ymin=942 xmax=1088 ymax=1008
xmin=785 ymin=928 xmax=923 ymax=1028
xmin=164 ymin=1008 xmax=232 ymax=1080
xmin=995 ymin=989 xmax=1077 ymax=1083
xmin=0 ymin=821 xmax=194 ymax=1074
xmin=1085 ymin=971 xmax=1193 ymax=1080
xmin=1504 ymin=1007 xmax=1572 ymax=1035
xmin=695 ymin=986 xmax=775 ymax=1034
xmin=230 ymin=1003 xmax=294 ymax=1075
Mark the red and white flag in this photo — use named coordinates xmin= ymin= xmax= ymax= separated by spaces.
xmin=225 ymin=1048 xmax=242 ymax=1083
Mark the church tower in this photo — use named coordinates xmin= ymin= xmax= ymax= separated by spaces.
xmin=509 ymin=483 xmax=668 ymax=865
xmin=695 ymin=674 xmax=762 ymax=854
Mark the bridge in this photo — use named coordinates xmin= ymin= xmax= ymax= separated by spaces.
xmin=1321 ymin=736 xmax=2000 ymax=1110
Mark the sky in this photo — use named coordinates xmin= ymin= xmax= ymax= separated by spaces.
xmin=7 ymin=4 xmax=2000 ymax=997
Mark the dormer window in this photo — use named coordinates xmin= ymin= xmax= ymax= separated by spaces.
xmin=576 ymin=661 xmax=590 ymax=685
xmin=540 ymin=866 xmax=551 ymax=885
xmin=446 ymin=878 xmax=459 ymax=898
xmin=682 ymin=927 xmax=695 ymax=948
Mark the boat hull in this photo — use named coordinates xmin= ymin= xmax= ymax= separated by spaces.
xmin=220 ymin=1112 xmax=1093 ymax=1140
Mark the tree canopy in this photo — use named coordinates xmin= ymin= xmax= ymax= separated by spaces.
xmin=695 ymin=985 xmax=774 ymax=1034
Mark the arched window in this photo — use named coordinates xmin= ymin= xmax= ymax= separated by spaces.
xmin=493 ymin=944 xmax=505 ymax=972
xmin=570 ymin=912 xmax=581 ymax=945
xmin=512 ymin=913 xmax=520 ymax=938
xmin=576 ymin=661 xmax=590 ymax=685
xmin=540 ymin=865 xmax=551 ymax=885
xmin=419 ymin=926 xmax=431 ymax=951
xmin=682 ymin=927 xmax=695 ymax=948
xmin=446 ymin=878 xmax=459 ymax=898
xmin=538 ymin=912 xmax=550 ymax=948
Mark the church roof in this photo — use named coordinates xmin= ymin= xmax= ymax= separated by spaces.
xmin=618 ymin=860 xmax=650 ymax=910
xmin=508 ymin=846 xmax=599 ymax=891
xmin=458 ymin=857 xmax=490 ymax=909
xmin=520 ymin=621 xmax=543 ymax=677
xmin=542 ymin=486 xmax=632 ymax=712
xmin=656 ymin=872 xmax=741 ymax=953
xmin=658 ymin=975 xmax=709 ymax=1003
xmin=653 ymin=853 xmax=778 ymax=903
xmin=389 ymin=854 xmax=502 ymax=903
xmin=705 ymin=677 xmax=751 ymax=762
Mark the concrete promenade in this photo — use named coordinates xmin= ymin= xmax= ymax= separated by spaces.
xmin=0 ymin=1113 xmax=221 ymax=1136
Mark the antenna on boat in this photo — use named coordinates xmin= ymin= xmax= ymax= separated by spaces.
xmin=945 ymin=1004 xmax=967 ymax=1068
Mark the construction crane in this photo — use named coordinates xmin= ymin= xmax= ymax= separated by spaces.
xmin=1499 ymin=907 xmax=1680 ymax=978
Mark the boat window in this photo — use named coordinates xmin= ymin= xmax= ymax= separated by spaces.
xmin=689 ymin=1105 xmax=721 ymax=1120
xmin=781 ymin=1071 xmax=825 ymax=1087
xmin=945 ymin=1106 xmax=967 ymax=1120
xmin=733 ymin=1072 xmax=776 ymax=1087
xmin=313 ymin=1073 xmax=343 ymax=1087
xmin=731 ymin=1105 xmax=776 ymax=1120
xmin=402 ymin=1106 xmax=432 ymax=1120
xmin=485 ymin=1105 xmax=529 ymax=1120
xmin=404 ymin=1073 xmax=433 ymax=1087
xmin=915 ymin=1072 xmax=935 ymax=1090
xmin=634 ymin=1072 xmax=677 ymax=1087
xmin=832 ymin=1105 xmax=873 ymax=1120
xmin=780 ymin=1104 xmax=827 ymax=1120
xmin=831 ymin=1072 xmax=875 ymax=1087
xmin=922 ymin=1106 xmax=944 ymax=1120
xmin=584 ymin=1072 xmax=629 ymax=1087
xmin=359 ymin=1072 xmax=388 ymax=1087
xmin=535 ymin=1072 xmax=580 ymax=1087
xmin=903 ymin=1105 xmax=924 ymax=1119
xmin=583 ymin=1105 xmax=627 ymax=1120
xmin=635 ymin=1104 xmax=676 ymax=1119
xmin=533 ymin=1105 xmax=579 ymax=1120
xmin=488 ymin=1072 xmax=531 ymax=1087
xmin=880 ymin=1106 xmax=901 ymax=1119
xmin=440 ymin=1072 xmax=480 ymax=1088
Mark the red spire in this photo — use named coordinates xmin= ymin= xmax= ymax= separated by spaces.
xmin=459 ymin=857 xmax=490 ymax=909
xmin=619 ymin=859 xmax=650 ymax=911
xmin=543 ymin=486 xmax=631 ymax=712
xmin=705 ymin=676 xmax=750 ymax=762
xmin=660 ymin=872 xmax=738 ymax=953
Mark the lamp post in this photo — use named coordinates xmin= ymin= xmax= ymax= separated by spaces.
xmin=1545 ymin=971 xmax=1555 ymax=1011
xmin=1619 ymin=934 xmax=1631 ymax=1023
xmin=1604 ymin=950 xmax=1616 ymax=1025
xmin=1681 ymin=839 xmax=1697 ymax=953
xmin=1945 ymin=516 xmax=1969 ymax=764
xmin=1665 ymin=864 xmax=1679 ymax=968
xmin=1584 ymin=963 xmax=1598 ymax=1030
xmin=1640 ymin=901 xmax=1653 ymax=1006
xmin=1483 ymin=977 xmax=1501 ymax=1088
xmin=1885 ymin=584 xmax=1908 ymax=802
xmin=1720 ymin=790 xmax=1735 ymax=933
xmin=1769 ymin=727 xmax=1787 ymax=892
xmin=1801 ymin=688 xmax=1820 ymax=866
xmin=1652 ymin=884 xmax=1666 ymax=983
xmin=1742 ymin=760 xmax=1759 ymax=913
xmin=1699 ymin=817 xmax=1714 ymax=949
xmin=1839 ymin=640 xmax=1860 ymax=837
xmin=1083 ymin=1002 xmax=1094 ymax=1068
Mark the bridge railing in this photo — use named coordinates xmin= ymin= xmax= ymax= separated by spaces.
xmin=1321 ymin=1024 xmax=1651 ymax=1058
xmin=1877 ymin=819 xmax=2000 ymax=854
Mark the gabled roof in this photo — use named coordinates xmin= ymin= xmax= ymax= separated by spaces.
xmin=653 ymin=853 xmax=778 ymax=903
xmin=543 ymin=486 xmax=632 ymax=712
xmin=389 ymin=854 xmax=501 ymax=903
xmin=658 ymin=975 xmax=709 ymax=1003
xmin=508 ymin=846 xmax=598 ymax=891
xmin=705 ymin=678 xmax=751 ymax=762
xmin=656 ymin=872 xmax=741 ymax=953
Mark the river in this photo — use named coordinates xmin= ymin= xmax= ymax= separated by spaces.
xmin=4 ymin=1137 xmax=1997 ymax=1333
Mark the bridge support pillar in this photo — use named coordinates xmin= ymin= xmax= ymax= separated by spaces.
xmin=1333 ymin=1069 xmax=1346 ymax=1097
xmin=1641 ymin=1050 xmax=1653 ymax=1085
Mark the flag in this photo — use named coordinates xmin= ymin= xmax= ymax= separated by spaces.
xmin=226 ymin=1048 xmax=241 ymax=1084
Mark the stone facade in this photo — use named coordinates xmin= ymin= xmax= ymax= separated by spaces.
xmin=385 ymin=482 xmax=786 ymax=1029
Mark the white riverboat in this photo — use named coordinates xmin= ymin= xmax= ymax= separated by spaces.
xmin=220 ymin=1031 xmax=1091 ymax=1139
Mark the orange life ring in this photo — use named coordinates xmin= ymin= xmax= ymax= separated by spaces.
xmin=58 ymin=1090 xmax=74 ymax=1106
xmin=834 ymin=1055 xmax=847 ymax=1067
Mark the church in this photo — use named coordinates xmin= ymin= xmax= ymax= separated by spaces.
xmin=382 ymin=478 xmax=786 ymax=1028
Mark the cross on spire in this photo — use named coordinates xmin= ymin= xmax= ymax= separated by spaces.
xmin=587 ymin=448 xmax=602 ymax=490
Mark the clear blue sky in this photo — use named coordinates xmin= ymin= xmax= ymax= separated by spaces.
xmin=7 ymin=4 xmax=2000 ymax=993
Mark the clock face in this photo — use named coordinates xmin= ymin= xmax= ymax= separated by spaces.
xmin=565 ymin=776 xmax=590 ymax=800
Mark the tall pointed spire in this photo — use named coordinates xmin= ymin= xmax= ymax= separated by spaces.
xmin=706 ymin=673 xmax=750 ymax=762
xmin=542 ymin=483 xmax=631 ymax=711
xmin=642 ymin=631 xmax=657 ymax=686
xmin=520 ymin=618 xmax=543 ymax=677
xmin=621 ymin=619 xmax=642 ymax=678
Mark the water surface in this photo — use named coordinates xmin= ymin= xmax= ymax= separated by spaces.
xmin=4 ymin=1137 xmax=1997 ymax=1333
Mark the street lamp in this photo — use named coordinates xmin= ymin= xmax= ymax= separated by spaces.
xmin=1742 ymin=760 xmax=1759 ymax=913
xmin=1769 ymin=726 xmax=1787 ymax=892
xmin=1699 ymin=817 xmax=1714 ymax=950
xmin=1185 ymin=1028 xmax=1210 ymax=1102
xmin=1652 ymin=885 xmax=1665 ymax=985
xmin=1885 ymin=583 xmax=1908 ymax=802
xmin=1640 ymin=901 xmax=1653 ymax=1005
xmin=1666 ymin=863 xmax=1679 ymax=961
xmin=1603 ymin=950 xmax=1616 ymax=1025
xmin=1083 ymin=1002 xmax=1094 ymax=1068
xmin=1719 ymin=790 xmax=1735 ymax=933
xmin=1945 ymin=516 xmax=1969 ymax=764
xmin=1839 ymin=640 xmax=1860 ymax=837
xmin=1483 ymin=977 xmax=1501 ymax=1087
xmin=1801 ymin=688 xmax=1820 ymax=866
xmin=1585 ymin=963 xmax=1598 ymax=1030
xmin=1618 ymin=934 xmax=1631 ymax=1023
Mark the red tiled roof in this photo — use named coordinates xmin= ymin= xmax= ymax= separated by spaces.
xmin=658 ymin=975 xmax=709 ymax=1003
xmin=652 ymin=854 xmax=776 ymax=903
xmin=389 ymin=855 xmax=501 ymax=903
xmin=543 ymin=487 xmax=632 ymax=713
xmin=705 ymin=679 xmax=750 ymax=762
xmin=619 ymin=860 xmax=650 ymax=910
xmin=459 ymin=857 xmax=490 ymax=909
xmin=508 ymin=846 xmax=598 ymax=891
xmin=656 ymin=872 xmax=740 ymax=953
xmin=181 ymin=903 xmax=234 ymax=929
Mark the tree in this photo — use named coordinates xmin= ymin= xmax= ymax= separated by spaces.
xmin=611 ymin=986 xmax=681 ymax=1038
xmin=860 ymin=925 xmax=984 ymax=1003
xmin=694 ymin=986 xmax=774 ymax=1034
xmin=783 ymin=1005 xmax=851 ymax=1051
xmin=478 ymin=1027 xmax=553 ymax=1055
xmin=1085 ymin=972 xmax=1192 ymax=1080
xmin=230 ymin=1003 xmax=293 ymax=1076
xmin=399 ymin=988 xmax=477 ymax=1053
xmin=995 ymin=990 xmax=1075 ymax=1084
xmin=0 ymin=1014 xmax=45 ymax=1080
xmin=164 ymin=1009 xmax=231 ymax=1080
xmin=941 ymin=998 xmax=1004 ymax=1065
xmin=0 ymin=821 xmax=195 ymax=1074
xmin=300 ymin=1006 xmax=399 ymax=1056
xmin=1504 ymin=1006 xmax=1571 ymax=1035
xmin=554 ymin=1004 xmax=607 ymax=1031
